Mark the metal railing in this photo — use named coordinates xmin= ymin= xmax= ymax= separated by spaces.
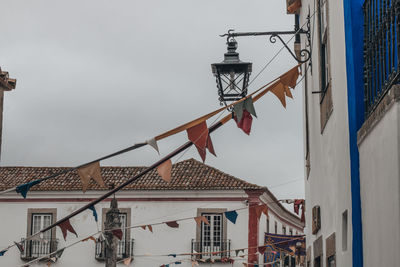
xmin=191 ymin=239 xmax=231 ymax=261
xmin=20 ymin=238 xmax=58 ymax=260
xmin=363 ymin=0 xmax=400 ymax=117
xmin=95 ymin=239 xmax=134 ymax=261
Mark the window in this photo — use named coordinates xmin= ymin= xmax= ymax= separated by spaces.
xmin=194 ymin=209 xmax=230 ymax=261
xmin=282 ymin=225 xmax=286 ymax=235
xmin=23 ymin=209 xmax=57 ymax=260
xmin=315 ymin=256 xmax=321 ymax=267
xmin=342 ymin=210 xmax=348 ymax=251
xmin=326 ymin=233 xmax=336 ymax=267
xmin=267 ymin=218 xmax=270 ymax=233
xmin=97 ymin=208 xmax=132 ymax=260
xmin=289 ymin=229 xmax=293 ymax=236
xmin=275 ymin=222 xmax=278 ymax=234
xmin=317 ymin=0 xmax=333 ymax=132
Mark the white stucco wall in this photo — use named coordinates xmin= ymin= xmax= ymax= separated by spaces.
xmin=299 ymin=0 xmax=352 ymax=266
xmin=0 ymin=190 xmax=303 ymax=267
xmin=358 ymin=100 xmax=400 ymax=267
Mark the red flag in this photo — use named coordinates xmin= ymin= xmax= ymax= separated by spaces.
xmin=258 ymin=245 xmax=267 ymax=254
xmin=187 ymin=121 xmax=208 ymax=149
xmin=165 ymin=221 xmax=179 ymax=228
xmin=112 ymin=229 xmax=123 ymax=240
xmin=57 ymin=219 xmax=78 ymax=240
xmin=235 ymin=110 xmax=253 ymax=135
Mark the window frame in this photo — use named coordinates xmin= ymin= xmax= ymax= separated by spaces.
xmin=27 ymin=208 xmax=57 ymax=239
xmin=196 ymin=208 xmax=228 ymax=258
xmin=101 ymin=207 xmax=131 ymax=256
xmin=317 ymin=0 xmax=333 ymax=132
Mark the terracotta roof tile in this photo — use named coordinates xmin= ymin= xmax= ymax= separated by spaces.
xmin=0 ymin=158 xmax=265 ymax=191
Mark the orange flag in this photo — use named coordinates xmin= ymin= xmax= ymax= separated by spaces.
xmin=123 ymin=257 xmax=132 ymax=266
xmin=284 ymin=85 xmax=293 ymax=99
xmin=287 ymin=0 xmax=302 ymax=14
xmin=280 ymin=65 xmax=300 ymax=89
xmin=270 ymin=82 xmax=287 ymax=108
xmin=77 ymin=162 xmax=106 ymax=193
xmin=187 ymin=121 xmax=216 ymax=162
xmin=192 ymin=260 xmax=199 ymax=266
xmin=82 ymin=236 xmax=96 ymax=244
xmin=147 ymin=225 xmax=153 ymax=233
xmin=157 ymin=159 xmax=172 ymax=183
xmin=57 ymin=219 xmax=78 ymax=240
xmin=194 ymin=216 xmax=210 ymax=226
xmin=140 ymin=225 xmax=146 ymax=230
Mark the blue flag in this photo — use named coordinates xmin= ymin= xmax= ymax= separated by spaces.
xmin=88 ymin=205 xmax=98 ymax=222
xmin=16 ymin=179 xmax=42 ymax=198
xmin=0 ymin=249 xmax=7 ymax=256
xmin=224 ymin=211 xmax=238 ymax=224
xmin=168 ymin=254 xmax=177 ymax=257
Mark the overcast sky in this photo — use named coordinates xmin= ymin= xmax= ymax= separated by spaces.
xmin=0 ymin=0 xmax=305 ymax=200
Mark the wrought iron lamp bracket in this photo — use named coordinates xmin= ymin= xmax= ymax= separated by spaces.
xmin=220 ymin=15 xmax=312 ymax=64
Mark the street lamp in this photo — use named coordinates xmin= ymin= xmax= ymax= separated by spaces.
xmin=211 ymin=38 xmax=252 ymax=107
xmin=212 ymin=12 xmax=311 ymax=106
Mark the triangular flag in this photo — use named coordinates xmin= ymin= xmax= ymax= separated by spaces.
xmin=46 ymin=261 xmax=51 ymax=267
xmin=244 ymin=97 xmax=257 ymax=118
xmin=165 ymin=221 xmax=179 ymax=228
xmin=16 ymin=179 xmax=42 ymax=198
xmin=191 ymin=260 xmax=199 ymax=267
xmin=270 ymin=82 xmax=287 ymax=108
xmin=175 ymin=261 xmax=182 ymax=264
xmin=258 ymin=246 xmax=267 ymax=254
xmin=157 ymin=160 xmax=172 ymax=183
xmin=187 ymin=121 xmax=210 ymax=161
xmin=287 ymin=0 xmax=301 ymax=13
xmin=57 ymin=219 xmax=78 ymax=240
xmin=233 ymin=100 xmax=245 ymax=122
xmin=112 ymin=229 xmax=123 ymax=240
xmin=194 ymin=216 xmax=209 ymax=226
xmin=280 ymin=66 xmax=300 ymax=89
xmin=88 ymin=205 xmax=98 ymax=222
xmin=77 ymin=161 xmax=105 ymax=193
xmin=82 ymin=236 xmax=96 ymax=244
xmin=235 ymin=249 xmax=244 ymax=256
xmin=235 ymin=110 xmax=253 ymax=135
xmin=168 ymin=254 xmax=177 ymax=257
xmin=14 ymin=241 xmax=24 ymax=253
xmin=254 ymin=204 xmax=268 ymax=219
xmin=224 ymin=210 xmax=238 ymax=224
xmin=123 ymin=257 xmax=132 ymax=266
xmin=140 ymin=225 xmax=146 ymax=230
xmin=0 ymin=249 xmax=7 ymax=256
xmin=147 ymin=225 xmax=153 ymax=233
xmin=147 ymin=138 xmax=160 ymax=154
xmin=242 ymin=264 xmax=248 ymax=267
xmin=206 ymin=134 xmax=216 ymax=157
xmin=283 ymin=85 xmax=293 ymax=99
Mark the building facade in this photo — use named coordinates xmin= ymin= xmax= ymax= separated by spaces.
xmin=0 ymin=159 xmax=304 ymax=267
xmin=294 ymin=0 xmax=400 ymax=266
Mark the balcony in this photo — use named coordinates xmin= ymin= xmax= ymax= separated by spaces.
xmin=20 ymin=239 xmax=58 ymax=261
xmin=95 ymin=239 xmax=134 ymax=261
xmin=363 ymin=0 xmax=400 ymax=117
xmin=191 ymin=239 xmax=231 ymax=262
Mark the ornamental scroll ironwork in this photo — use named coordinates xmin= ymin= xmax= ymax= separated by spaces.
xmin=219 ymin=13 xmax=311 ymax=64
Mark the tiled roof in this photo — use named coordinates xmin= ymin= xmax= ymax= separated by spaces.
xmin=0 ymin=159 xmax=265 ymax=191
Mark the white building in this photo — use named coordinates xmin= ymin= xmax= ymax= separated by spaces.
xmin=0 ymin=159 xmax=303 ymax=267
xmin=294 ymin=0 xmax=400 ymax=266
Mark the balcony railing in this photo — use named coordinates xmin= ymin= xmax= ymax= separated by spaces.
xmin=20 ymin=238 xmax=58 ymax=261
xmin=191 ymin=239 xmax=231 ymax=261
xmin=363 ymin=0 xmax=400 ymax=117
xmin=95 ymin=239 xmax=134 ymax=261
